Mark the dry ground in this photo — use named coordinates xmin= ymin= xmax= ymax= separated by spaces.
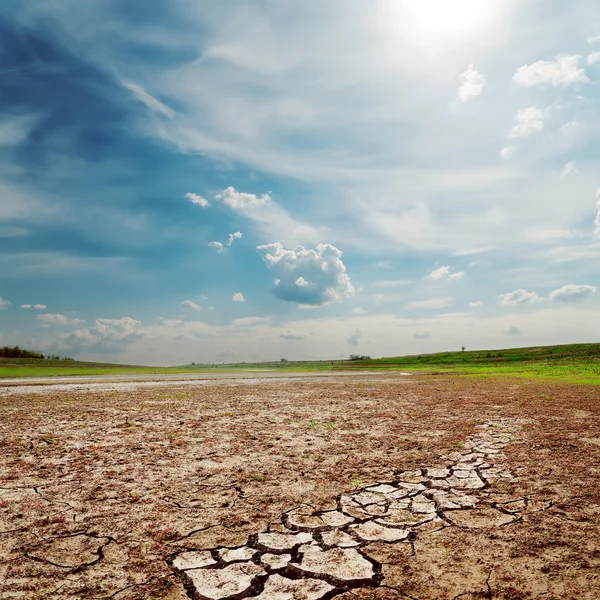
xmin=1 ymin=373 xmax=599 ymax=599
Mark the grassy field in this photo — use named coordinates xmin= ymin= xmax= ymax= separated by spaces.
xmin=1 ymin=342 xmax=599 ymax=383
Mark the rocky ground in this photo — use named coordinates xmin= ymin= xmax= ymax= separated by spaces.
xmin=1 ymin=374 xmax=599 ymax=599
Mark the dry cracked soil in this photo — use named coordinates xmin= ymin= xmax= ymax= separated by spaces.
xmin=1 ymin=373 xmax=599 ymax=599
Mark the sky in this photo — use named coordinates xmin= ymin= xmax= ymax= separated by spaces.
xmin=1 ymin=0 xmax=599 ymax=365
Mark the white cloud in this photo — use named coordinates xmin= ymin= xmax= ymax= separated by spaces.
xmin=34 ymin=304 xmax=46 ymax=310
xmin=280 ymin=329 xmax=305 ymax=340
xmin=448 ymin=271 xmax=465 ymax=281
xmin=457 ymin=64 xmax=486 ymax=102
xmin=509 ymin=106 xmax=546 ymax=138
xmin=352 ymin=307 xmax=367 ymax=315
xmin=162 ymin=319 xmax=183 ymax=327
xmin=0 ymin=297 xmax=11 ymax=310
xmin=208 ymin=241 xmax=225 ymax=254
xmin=587 ymin=51 xmax=600 ymax=65
xmin=513 ymin=56 xmax=589 ymax=86
xmin=469 ymin=301 xmax=484 ymax=308
xmin=60 ymin=317 xmax=145 ymax=353
xmin=232 ymin=292 xmax=246 ymax=302
xmin=256 ymin=242 xmax=354 ymax=306
xmin=231 ymin=316 xmax=270 ymax=326
xmin=588 ymin=35 xmax=600 ymax=44
xmin=414 ymin=331 xmax=431 ymax=339
xmin=595 ymin=189 xmax=600 ymax=235
xmin=347 ymin=329 xmax=362 ymax=346
xmin=499 ymin=146 xmax=516 ymax=161
xmin=185 ymin=192 xmax=209 ymax=208
xmin=181 ymin=300 xmax=202 ymax=311
xmin=499 ymin=289 xmax=542 ymax=306
xmin=216 ymin=187 xmax=270 ymax=209
xmin=429 ymin=266 xmax=464 ymax=281
xmin=0 ymin=114 xmax=38 ymax=147
xmin=548 ymin=284 xmax=597 ymax=302
xmin=20 ymin=304 xmax=32 ymax=309
xmin=505 ymin=326 xmax=521 ymax=336
xmin=226 ymin=231 xmax=243 ymax=246
xmin=121 ymin=80 xmax=174 ymax=117
xmin=559 ymin=161 xmax=578 ymax=178
xmin=406 ymin=297 xmax=453 ymax=310
xmin=37 ymin=313 xmax=83 ymax=326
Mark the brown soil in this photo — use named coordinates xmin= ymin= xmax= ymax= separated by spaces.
xmin=1 ymin=374 xmax=599 ymax=599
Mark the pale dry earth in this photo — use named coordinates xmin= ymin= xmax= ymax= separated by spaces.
xmin=1 ymin=373 xmax=599 ymax=599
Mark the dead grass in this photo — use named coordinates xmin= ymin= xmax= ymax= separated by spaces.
xmin=1 ymin=374 xmax=599 ymax=599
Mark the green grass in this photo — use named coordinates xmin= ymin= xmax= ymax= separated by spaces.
xmin=2 ymin=343 xmax=600 ymax=384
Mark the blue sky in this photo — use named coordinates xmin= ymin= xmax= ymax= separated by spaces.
xmin=1 ymin=0 xmax=599 ymax=365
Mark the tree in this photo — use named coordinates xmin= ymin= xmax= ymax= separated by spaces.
xmin=461 ymin=346 xmax=466 ymax=352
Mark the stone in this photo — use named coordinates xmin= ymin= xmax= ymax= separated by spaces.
xmin=289 ymin=546 xmax=376 ymax=585
xmin=261 ymin=553 xmax=291 ymax=570
xmin=217 ymin=546 xmax=256 ymax=562
xmin=256 ymin=532 xmax=314 ymax=552
xmin=254 ymin=574 xmax=334 ymax=600
xmin=185 ymin=562 xmax=265 ymax=600
xmin=350 ymin=520 xmax=410 ymax=542
xmin=173 ymin=550 xmax=216 ymax=571
xmin=320 ymin=529 xmax=361 ymax=548
xmin=426 ymin=468 xmax=450 ymax=479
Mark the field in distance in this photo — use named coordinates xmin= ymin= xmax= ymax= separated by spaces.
xmin=1 ymin=342 xmax=599 ymax=383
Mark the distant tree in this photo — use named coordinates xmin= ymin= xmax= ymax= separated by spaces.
xmin=280 ymin=358 xmax=289 ymax=363
xmin=0 ymin=345 xmax=44 ymax=359
xmin=461 ymin=346 xmax=466 ymax=352
xmin=349 ymin=354 xmax=372 ymax=361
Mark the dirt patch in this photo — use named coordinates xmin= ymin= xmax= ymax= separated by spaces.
xmin=1 ymin=375 xmax=599 ymax=599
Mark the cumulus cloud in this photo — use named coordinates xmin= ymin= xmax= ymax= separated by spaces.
xmin=499 ymin=289 xmax=542 ymax=305
xmin=216 ymin=187 xmax=270 ymax=209
xmin=457 ymin=64 xmax=486 ymax=101
xmin=548 ymin=284 xmax=597 ymax=302
xmin=560 ymin=161 xmax=578 ymax=178
xmin=429 ymin=266 xmax=465 ymax=281
xmin=406 ymin=297 xmax=453 ymax=310
xmin=34 ymin=304 xmax=46 ymax=310
xmin=181 ymin=300 xmax=202 ymax=311
xmin=227 ymin=231 xmax=243 ymax=247
xmin=232 ymin=292 xmax=245 ymax=302
xmin=513 ymin=56 xmax=589 ymax=86
xmin=414 ymin=331 xmax=431 ymax=339
xmin=280 ymin=329 xmax=305 ymax=340
xmin=185 ymin=192 xmax=209 ymax=207
xmin=0 ymin=297 xmax=11 ymax=309
xmin=20 ymin=304 xmax=32 ymax=309
xmin=499 ymin=146 xmax=516 ymax=161
xmin=352 ymin=307 xmax=367 ymax=315
xmin=37 ymin=313 xmax=83 ymax=326
xmin=347 ymin=329 xmax=362 ymax=346
xmin=588 ymin=51 xmax=600 ymax=65
xmin=231 ymin=317 xmax=269 ymax=326
xmin=208 ymin=241 xmax=225 ymax=254
xmin=469 ymin=301 xmax=484 ymax=308
xmin=509 ymin=107 xmax=546 ymax=138
xmin=162 ymin=319 xmax=183 ymax=327
xmin=505 ymin=326 xmax=521 ymax=336
xmin=60 ymin=317 xmax=145 ymax=353
xmin=256 ymin=242 xmax=354 ymax=306
xmin=121 ymin=80 xmax=175 ymax=117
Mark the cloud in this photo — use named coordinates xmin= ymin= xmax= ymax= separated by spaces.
xmin=499 ymin=146 xmax=516 ymax=161
xmin=595 ymin=189 xmax=600 ymax=235
xmin=208 ymin=241 xmax=225 ymax=254
xmin=226 ymin=231 xmax=243 ymax=247
xmin=216 ymin=187 xmax=270 ymax=209
xmin=429 ymin=266 xmax=465 ymax=281
xmin=60 ymin=317 xmax=146 ymax=353
xmin=505 ymin=326 xmax=521 ymax=336
xmin=232 ymin=292 xmax=246 ymax=302
xmin=457 ymin=64 xmax=486 ymax=102
xmin=469 ymin=301 xmax=484 ymax=308
xmin=548 ymin=284 xmax=597 ymax=302
xmin=181 ymin=300 xmax=202 ymax=311
xmin=513 ymin=56 xmax=589 ymax=86
xmin=37 ymin=313 xmax=83 ymax=326
xmin=0 ymin=297 xmax=11 ymax=310
xmin=588 ymin=51 xmax=600 ymax=65
xmin=185 ymin=192 xmax=209 ymax=208
xmin=499 ymin=289 xmax=542 ymax=306
xmin=588 ymin=35 xmax=600 ymax=44
xmin=121 ymin=80 xmax=175 ymax=117
xmin=231 ymin=316 xmax=269 ymax=326
xmin=162 ymin=319 xmax=183 ymax=327
xmin=0 ymin=114 xmax=39 ymax=147
xmin=406 ymin=297 xmax=453 ymax=310
xmin=256 ymin=242 xmax=354 ymax=306
xmin=20 ymin=304 xmax=32 ymax=309
xmin=352 ymin=307 xmax=367 ymax=315
xmin=559 ymin=161 xmax=577 ymax=178
xmin=347 ymin=329 xmax=362 ymax=346
xmin=509 ymin=107 xmax=546 ymax=138
xmin=280 ymin=329 xmax=305 ymax=340
xmin=34 ymin=304 xmax=46 ymax=310
xmin=414 ymin=331 xmax=431 ymax=339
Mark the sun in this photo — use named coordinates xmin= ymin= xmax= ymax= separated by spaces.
xmin=387 ymin=0 xmax=499 ymax=43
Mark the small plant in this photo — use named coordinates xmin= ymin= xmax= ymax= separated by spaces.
xmin=352 ymin=480 xmax=361 ymax=488
xmin=456 ymin=441 xmax=464 ymax=447
xmin=325 ymin=422 xmax=335 ymax=433
xmin=310 ymin=418 xmax=318 ymax=429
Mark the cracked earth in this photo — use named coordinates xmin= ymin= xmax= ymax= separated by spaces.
xmin=1 ymin=374 xmax=599 ymax=599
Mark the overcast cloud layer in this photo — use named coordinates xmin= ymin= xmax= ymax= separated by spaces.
xmin=0 ymin=0 xmax=599 ymax=364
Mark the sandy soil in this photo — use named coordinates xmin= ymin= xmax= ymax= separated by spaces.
xmin=1 ymin=373 xmax=599 ymax=599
